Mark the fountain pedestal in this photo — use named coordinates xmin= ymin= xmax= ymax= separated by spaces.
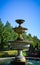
xmin=12 ymin=50 xmax=26 ymax=65
xmin=15 ymin=50 xmax=26 ymax=62
xmin=11 ymin=50 xmax=26 ymax=65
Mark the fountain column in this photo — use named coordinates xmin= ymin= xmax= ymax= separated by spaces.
xmin=13 ymin=50 xmax=26 ymax=65
xmin=16 ymin=50 xmax=26 ymax=62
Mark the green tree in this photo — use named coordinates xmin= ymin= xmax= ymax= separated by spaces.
xmin=27 ymin=33 xmax=33 ymax=41
xmin=38 ymin=40 xmax=40 ymax=49
xmin=3 ymin=21 xmax=14 ymax=44
xmin=0 ymin=19 xmax=4 ymax=50
xmin=22 ymin=32 xmax=28 ymax=40
xmin=32 ymin=36 xmax=39 ymax=48
xmin=29 ymin=44 xmax=34 ymax=52
xmin=0 ymin=19 xmax=40 ymax=50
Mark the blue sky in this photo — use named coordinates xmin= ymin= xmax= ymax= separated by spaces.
xmin=0 ymin=0 xmax=40 ymax=39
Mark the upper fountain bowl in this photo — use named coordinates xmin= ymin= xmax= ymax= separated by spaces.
xmin=15 ymin=19 xmax=25 ymax=25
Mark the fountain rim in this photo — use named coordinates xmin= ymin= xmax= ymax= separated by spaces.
xmin=8 ymin=40 xmax=32 ymax=44
xmin=15 ymin=19 xmax=25 ymax=24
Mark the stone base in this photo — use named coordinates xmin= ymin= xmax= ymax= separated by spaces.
xmin=11 ymin=50 xmax=26 ymax=65
xmin=11 ymin=61 xmax=26 ymax=65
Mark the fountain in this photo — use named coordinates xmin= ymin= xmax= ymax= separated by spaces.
xmin=8 ymin=19 xmax=31 ymax=65
xmin=0 ymin=19 xmax=40 ymax=65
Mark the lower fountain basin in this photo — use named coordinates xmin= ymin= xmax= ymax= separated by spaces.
xmin=0 ymin=57 xmax=40 ymax=65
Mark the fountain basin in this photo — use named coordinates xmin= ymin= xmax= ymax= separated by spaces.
xmin=0 ymin=57 xmax=40 ymax=65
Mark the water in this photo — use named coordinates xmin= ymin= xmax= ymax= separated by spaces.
xmin=27 ymin=60 xmax=40 ymax=65
xmin=0 ymin=58 xmax=40 ymax=65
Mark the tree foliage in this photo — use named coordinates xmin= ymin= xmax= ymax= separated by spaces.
xmin=0 ymin=19 xmax=40 ymax=50
xmin=3 ymin=21 xmax=14 ymax=43
xmin=0 ymin=19 xmax=4 ymax=50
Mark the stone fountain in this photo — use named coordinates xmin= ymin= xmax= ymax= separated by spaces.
xmin=8 ymin=19 xmax=31 ymax=65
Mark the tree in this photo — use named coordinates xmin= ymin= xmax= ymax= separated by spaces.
xmin=38 ymin=40 xmax=40 ymax=49
xmin=27 ymin=33 xmax=33 ymax=41
xmin=3 ymin=21 xmax=14 ymax=44
xmin=0 ymin=19 xmax=40 ymax=50
xmin=22 ymin=32 xmax=28 ymax=40
xmin=3 ymin=21 xmax=18 ymax=50
xmin=0 ymin=19 xmax=4 ymax=50
xmin=32 ymin=36 xmax=39 ymax=48
xmin=29 ymin=44 xmax=34 ymax=52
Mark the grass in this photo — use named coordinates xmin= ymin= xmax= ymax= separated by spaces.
xmin=4 ymin=50 xmax=18 ymax=55
xmin=0 ymin=50 xmax=27 ymax=57
xmin=0 ymin=52 xmax=4 ymax=56
xmin=23 ymin=51 xmax=27 ymax=56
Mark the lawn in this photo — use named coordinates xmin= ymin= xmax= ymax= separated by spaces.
xmin=0 ymin=50 xmax=27 ymax=57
